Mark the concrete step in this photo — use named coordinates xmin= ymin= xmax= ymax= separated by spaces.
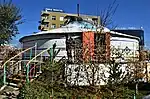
xmin=8 ymin=77 xmax=26 ymax=84
xmin=0 ymin=85 xmax=20 ymax=99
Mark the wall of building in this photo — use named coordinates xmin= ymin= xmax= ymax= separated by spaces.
xmin=39 ymin=9 xmax=100 ymax=31
xmin=110 ymin=36 xmax=139 ymax=61
xmin=20 ymin=32 xmax=141 ymax=85
xmin=21 ymin=33 xmax=82 ymax=61
xmin=66 ymin=63 xmax=129 ymax=86
xmin=112 ymin=29 xmax=144 ymax=46
xmin=22 ymin=34 xmax=67 ymax=60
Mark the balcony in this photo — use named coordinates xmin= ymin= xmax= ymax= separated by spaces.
xmin=38 ymin=25 xmax=49 ymax=31
xmin=41 ymin=17 xmax=49 ymax=23
xmin=41 ymin=11 xmax=49 ymax=16
xmin=38 ymin=26 xmax=41 ymax=30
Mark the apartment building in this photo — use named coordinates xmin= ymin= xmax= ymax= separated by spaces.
xmin=38 ymin=8 xmax=100 ymax=31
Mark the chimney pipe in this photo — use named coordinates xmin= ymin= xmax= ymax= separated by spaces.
xmin=77 ymin=4 xmax=79 ymax=16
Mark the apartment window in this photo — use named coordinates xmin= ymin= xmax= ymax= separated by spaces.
xmin=44 ymin=24 xmax=48 ymax=28
xmin=60 ymin=24 xmax=64 ymax=27
xmin=52 ymin=16 xmax=56 ymax=20
xmin=46 ymin=24 xmax=49 ymax=27
xmin=43 ymin=23 xmax=49 ymax=27
xmin=60 ymin=16 xmax=64 ymax=21
xmin=51 ymin=24 xmax=56 ymax=28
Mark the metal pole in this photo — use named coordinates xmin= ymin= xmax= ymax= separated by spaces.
xmin=77 ymin=4 xmax=79 ymax=16
xmin=26 ymin=48 xmax=32 ymax=84
xmin=134 ymin=94 xmax=136 ymax=99
xmin=34 ymin=43 xmax=37 ymax=77
xmin=40 ymin=54 xmax=42 ymax=73
xmin=50 ymin=48 xmax=54 ymax=98
xmin=35 ymin=43 xmax=37 ymax=61
xmin=3 ymin=64 xmax=6 ymax=85
xmin=26 ymin=64 xmax=29 ymax=84
xmin=134 ymin=43 xmax=136 ymax=99
xmin=23 ymin=52 xmax=26 ymax=71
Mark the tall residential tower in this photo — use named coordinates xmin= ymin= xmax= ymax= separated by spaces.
xmin=38 ymin=8 xmax=100 ymax=31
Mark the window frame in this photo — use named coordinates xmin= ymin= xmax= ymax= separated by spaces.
xmin=51 ymin=16 xmax=56 ymax=20
xmin=60 ymin=16 xmax=64 ymax=21
xmin=51 ymin=23 xmax=56 ymax=28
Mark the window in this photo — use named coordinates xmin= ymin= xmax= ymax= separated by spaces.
xmin=43 ymin=23 xmax=49 ymax=27
xmin=45 ymin=24 xmax=49 ymax=27
xmin=52 ymin=16 xmax=56 ymax=20
xmin=51 ymin=24 xmax=56 ymax=28
xmin=60 ymin=16 xmax=64 ymax=21
xmin=60 ymin=24 xmax=64 ymax=27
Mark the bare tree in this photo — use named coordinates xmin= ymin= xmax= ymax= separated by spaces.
xmin=100 ymin=0 xmax=119 ymax=28
xmin=64 ymin=1 xmax=120 ymax=97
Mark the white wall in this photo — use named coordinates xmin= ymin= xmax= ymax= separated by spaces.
xmin=22 ymin=35 xmax=67 ymax=60
xmin=66 ymin=63 xmax=130 ymax=86
xmin=110 ymin=37 xmax=139 ymax=60
xmin=39 ymin=38 xmax=67 ymax=60
xmin=66 ymin=64 xmax=109 ymax=86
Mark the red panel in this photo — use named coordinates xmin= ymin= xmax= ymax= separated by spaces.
xmin=82 ymin=31 xmax=94 ymax=61
xmin=105 ymin=32 xmax=110 ymax=60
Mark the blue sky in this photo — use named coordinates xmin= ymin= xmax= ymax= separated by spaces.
xmin=11 ymin=0 xmax=150 ymax=47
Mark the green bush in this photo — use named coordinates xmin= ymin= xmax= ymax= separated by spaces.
xmin=18 ymin=82 xmax=50 ymax=99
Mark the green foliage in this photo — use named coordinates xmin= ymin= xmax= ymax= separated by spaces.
xmin=18 ymin=43 xmax=70 ymax=98
xmin=18 ymin=43 xmax=146 ymax=98
xmin=0 ymin=76 xmax=3 ymax=87
xmin=18 ymin=83 xmax=50 ymax=99
xmin=101 ymin=86 xmax=144 ymax=99
xmin=0 ymin=0 xmax=23 ymax=45
xmin=18 ymin=61 xmax=70 ymax=98
xmin=105 ymin=60 xmax=128 ymax=88
xmin=107 ymin=62 xmax=123 ymax=85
